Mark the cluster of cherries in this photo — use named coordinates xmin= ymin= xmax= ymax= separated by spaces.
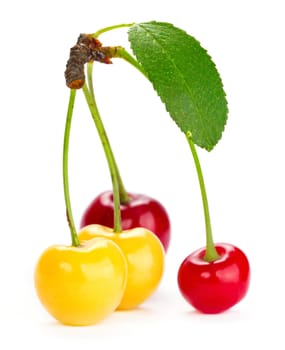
xmin=34 ymin=28 xmax=250 ymax=327
xmin=82 ymin=180 xmax=250 ymax=315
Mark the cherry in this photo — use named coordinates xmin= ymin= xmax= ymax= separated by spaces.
xmin=177 ymin=134 xmax=250 ymax=313
xmin=80 ymin=191 xmax=171 ymax=252
xmin=178 ymin=243 xmax=250 ymax=314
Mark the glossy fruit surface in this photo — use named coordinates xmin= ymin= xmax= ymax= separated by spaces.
xmin=34 ymin=237 xmax=127 ymax=326
xmin=177 ymin=243 xmax=250 ymax=314
xmin=80 ymin=191 xmax=171 ymax=251
xmin=78 ymin=224 xmax=165 ymax=310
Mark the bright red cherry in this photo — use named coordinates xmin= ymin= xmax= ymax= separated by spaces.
xmin=80 ymin=191 xmax=171 ymax=251
xmin=177 ymin=243 xmax=250 ymax=314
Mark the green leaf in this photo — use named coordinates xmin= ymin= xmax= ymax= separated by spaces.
xmin=128 ymin=21 xmax=228 ymax=151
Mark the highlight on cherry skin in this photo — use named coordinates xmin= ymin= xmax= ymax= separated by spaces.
xmin=177 ymin=243 xmax=250 ymax=314
xmin=80 ymin=191 xmax=171 ymax=252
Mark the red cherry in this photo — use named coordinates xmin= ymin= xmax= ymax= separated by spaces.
xmin=80 ymin=191 xmax=171 ymax=251
xmin=177 ymin=243 xmax=250 ymax=314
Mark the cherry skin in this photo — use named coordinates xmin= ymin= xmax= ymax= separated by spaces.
xmin=177 ymin=243 xmax=250 ymax=314
xmin=80 ymin=191 xmax=171 ymax=251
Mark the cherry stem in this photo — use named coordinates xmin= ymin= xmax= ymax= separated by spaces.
xmin=84 ymin=63 xmax=130 ymax=205
xmin=91 ymin=23 xmax=134 ymax=38
xmin=186 ymin=133 xmax=220 ymax=262
xmin=82 ymin=75 xmax=123 ymax=233
xmin=63 ymin=89 xmax=80 ymax=247
xmin=110 ymin=47 xmax=147 ymax=77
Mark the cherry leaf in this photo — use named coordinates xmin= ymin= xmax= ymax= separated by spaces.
xmin=128 ymin=21 xmax=228 ymax=151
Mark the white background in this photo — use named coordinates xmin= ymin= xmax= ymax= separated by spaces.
xmin=0 ymin=0 xmax=284 ymax=348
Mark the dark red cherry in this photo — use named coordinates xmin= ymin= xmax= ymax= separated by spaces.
xmin=80 ymin=191 xmax=171 ymax=251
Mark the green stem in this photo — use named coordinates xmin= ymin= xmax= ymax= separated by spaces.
xmin=113 ymin=47 xmax=147 ymax=77
xmin=82 ymin=82 xmax=122 ymax=233
xmin=63 ymin=89 xmax=80 ymax=246
xmin=91 ymin=23 xmax=134 ymax=38
xmin=186 ymin=133 xmax=219 ymax=262
xmin=86 ymin=62 xmax=130 ymax=204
